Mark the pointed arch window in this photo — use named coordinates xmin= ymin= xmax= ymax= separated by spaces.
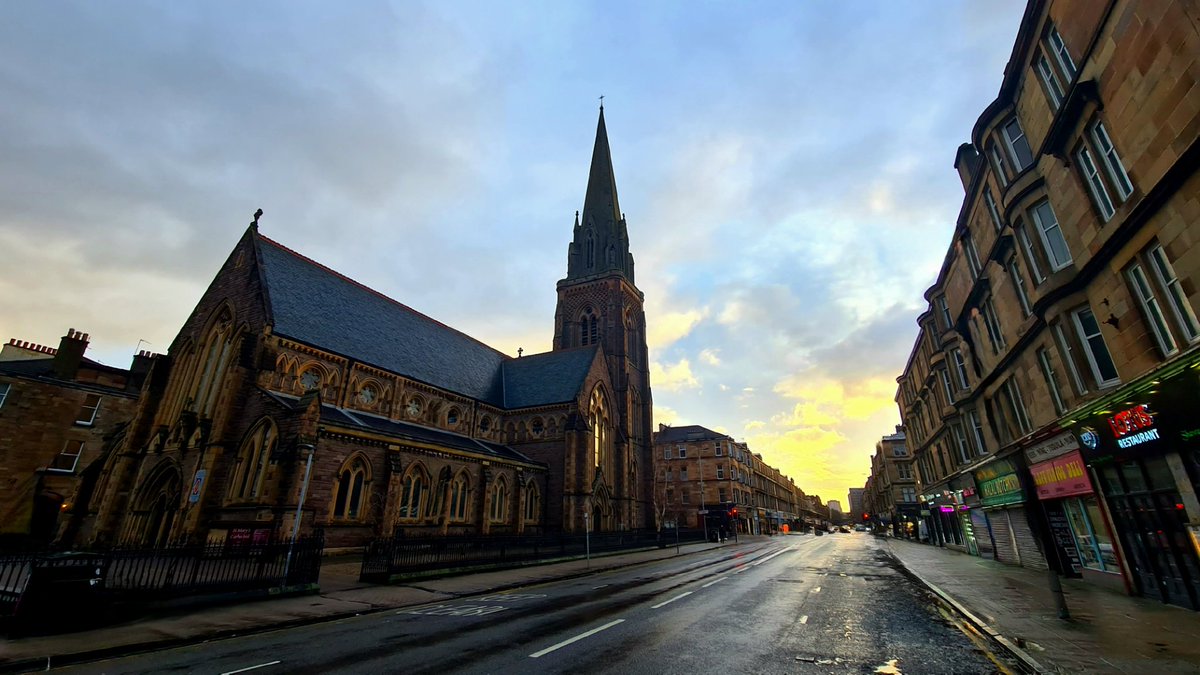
xmin=191 ymin=308 xmax=235 ymax=417
xmin=489 ymin=477 xmax=509 ymax=522
xmin=580 ymin=308 xmax=599 ymax=346
xmin=449 ymin=473 xmax=470 ymax=522
xmin=585 ymin=231 xmax=596 ymax=269
xmin=398 ymin=467 xmax=429 ymax=521
xmin=230 ymin=419 xmax=277 ymax=501
xmin=332 ymin=456 xmax=370 ymax=520
xmin=590 ymin=388 xmax=612 ymax=479
xmin=523 ymin=480 xmax=540 ymax=523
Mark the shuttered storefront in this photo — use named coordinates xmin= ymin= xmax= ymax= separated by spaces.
xmin=989 ymin=508 xmax=1018 ymax=565
xmin=1010 ymin=506 xmax=1047 ymax=570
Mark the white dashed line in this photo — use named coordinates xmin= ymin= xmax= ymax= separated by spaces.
xmin=812 ymin=587 xmax=821 ymax=593
xmin=221 ymin=662 xmax=281 ymax=675
xmin=751 ymin=546 xmax=796 ymax=566
xmin=800 ymin=615 xmax=809 ymax=624
xmin=651 ymin=591 xmax=693 ymax=609
xmin=529 ymin=619 xmax=625 ymax=658
xmin=702 ymin=577 xmax=727 ymax=588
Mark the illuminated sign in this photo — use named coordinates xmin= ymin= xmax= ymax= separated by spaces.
xmin=1030 ymin=451 xmax=1092 ymax=500
xmin=1108 ymin=404 xmax=1160 ymax=449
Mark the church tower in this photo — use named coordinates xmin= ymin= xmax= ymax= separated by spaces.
xmin=554 ymin=106 xmax=654 ymax=530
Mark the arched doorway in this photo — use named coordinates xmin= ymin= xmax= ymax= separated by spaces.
xmin=129 ymin=463 xmax=182 ymax=547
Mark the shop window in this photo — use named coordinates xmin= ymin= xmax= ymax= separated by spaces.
xmin=1064 ymin=497 xmax=1118 ymax=572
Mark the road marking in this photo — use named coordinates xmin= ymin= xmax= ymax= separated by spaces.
xmin=751 ymin=546 xmax=795 ymax=566
xmin=651 ymin=591 xmax=693 ymax=609
xmin=702 ymin=577 xmax=727 ymax=588
xmin=812 ymin=587 xmax=821 ymax=593
xmin=401 ymin=604 xmax=507 ymax=616
xmin=529 ymin=619 xmax=625 ymax=658
xmin=221 ymin=662 xmax=281 ymax=675
xmin=800 ymin=615 xmax=809 ymax=624
xmin=592 ymin=585 xmax=609 ymax=589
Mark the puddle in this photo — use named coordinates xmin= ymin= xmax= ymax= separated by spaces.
xmin=873 ymin=658 xmax=902 ymax=674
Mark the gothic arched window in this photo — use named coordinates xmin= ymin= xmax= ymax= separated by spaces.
xmin=398 ymin=465 xmax=429 ymax=521
xmin=490 ymin=476 xmax=510 ymax=522
xmin=523 ymin=480 xmax=540 ymax=523
xmin=590 ymin=388 xmax=611 ymax=479
xmin=332 ymin=455 xmax=371 ymax=520
xmin=449 ymin=473 xmax=470 ymax=522
xmin=585 ymin=231 xmax=596 ymax=270
xmin=230 ymin=418 xmax=277 ymax=501
xmin=191 ymin=307 xmax=235 ymax=417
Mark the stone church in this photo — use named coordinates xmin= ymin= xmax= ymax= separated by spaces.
xmin=78 ymin=109 xmax=654 ymax=549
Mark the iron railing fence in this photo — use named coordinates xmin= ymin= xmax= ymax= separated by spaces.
xmin=0 ymin=533 xmax=324 ymax=618
xmin=361 ymin=529 xmax=708 ymax=581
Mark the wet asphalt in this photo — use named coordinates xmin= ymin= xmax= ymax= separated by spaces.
xmin=57 ymin=533 xmax=1013 ymax=674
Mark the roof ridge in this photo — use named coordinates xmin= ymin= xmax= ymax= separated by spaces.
xmin=257 ymin=234 xmax=511 ymax=360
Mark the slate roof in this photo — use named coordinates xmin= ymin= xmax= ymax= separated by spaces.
xmin=256 ymin=236 xmax=508 ymax=404
xmin=500 ymin=346 xmax=598 ymax=409
xmin=260 ymin=390 xmax=542 ymax=467
xmin=653 ymin=424 xmax=731 ymax=444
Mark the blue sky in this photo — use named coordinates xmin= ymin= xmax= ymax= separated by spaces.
xmin=0 ymin=0 xmax=1027 ymax=504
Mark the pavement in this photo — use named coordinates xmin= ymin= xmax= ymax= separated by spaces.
xmin=0 ymin=537 xmax=739 ymax=672
xmin=885 ymin=536 xmax=1200 ymax=674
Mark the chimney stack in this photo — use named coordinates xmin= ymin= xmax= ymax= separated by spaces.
xmin=52 ymin=328 xmax=89 ymax=380
xmin=128 ymin=349 xmax=158 ymax=390
xmin=953 ymin=143 xmax=981 ymax=191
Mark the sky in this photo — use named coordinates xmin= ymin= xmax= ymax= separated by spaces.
xmin=0 ymin=1 xmax=1028 ymax=506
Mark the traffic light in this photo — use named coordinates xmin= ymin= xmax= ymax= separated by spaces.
xmin=862 ymin=512 xmax=870 ymax=520
xmin=731 ymin=508 xmax=737 ymax=517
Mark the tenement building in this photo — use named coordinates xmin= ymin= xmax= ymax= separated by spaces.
xmin=0 ymin=333 xmax=151 ymax=546
xmin=862 ymin=427 xmax=918 ymax=537
xmin=66 ymin=108 xmax=655 ymax=549
xmin=896 ymin=0 xmax=1200 ymax=610
xmin=651 ymin=424 xmax=802 ymax=534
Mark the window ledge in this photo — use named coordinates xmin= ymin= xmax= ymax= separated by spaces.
xmin=1043 ymin=79 xmax=1102 ymax=161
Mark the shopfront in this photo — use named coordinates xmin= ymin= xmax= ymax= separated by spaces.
xmin=1071 ymin=363 xmax=1200 ymax=610
xmin=974 ymin=458 xmax=1046 ymax=570
xmin=1027 ymin=432 xmax=1123 ymax=590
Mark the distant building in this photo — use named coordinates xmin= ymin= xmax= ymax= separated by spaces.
xmin=847 ymin=488 xmax=865 ymax=522
xmin=863 ymin=426 xmax=917 ymax=537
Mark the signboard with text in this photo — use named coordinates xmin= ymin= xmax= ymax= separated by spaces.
xmin=1031 ymin=451 xmax=1093 ymax=500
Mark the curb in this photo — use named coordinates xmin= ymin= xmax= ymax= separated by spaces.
xmin=0 ymin=540 xmax=739 ymax=674
xmin=884 ymin=541 xmax=1053 ymax=675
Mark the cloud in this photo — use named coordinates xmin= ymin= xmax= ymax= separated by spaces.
xmin=653 ymin=404 xmax=680 ymax=427
xmin=645 ymin=307 xmax=707 ymax=352
xmin=649 ymin=358 xmax=699 ymax=392
xmin=699 ymin=348 xmax=721 ymax=366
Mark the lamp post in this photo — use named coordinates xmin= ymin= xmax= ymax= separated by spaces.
xmin=583 ymin=510 xmax=591 ymax=568
xmin=283 ymin=442 xmax=315 ymax=586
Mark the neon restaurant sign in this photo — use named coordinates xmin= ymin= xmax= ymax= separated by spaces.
xmin=1108 ymin=404 xmax=1159 ymax=449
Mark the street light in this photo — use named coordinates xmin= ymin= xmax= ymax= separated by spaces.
xmin=283 ymin=441 xmax=315 ymax=586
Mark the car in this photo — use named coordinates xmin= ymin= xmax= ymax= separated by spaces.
xmin=854 ymin=525 xmax=866 ymax=532
xmin=839 ymin=525 xmax=852 ymax=533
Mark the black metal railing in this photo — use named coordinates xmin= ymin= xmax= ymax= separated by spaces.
xmin=0 ymin=533 xmax=324 ymax=620
xmin=361 ymin=529 xmax=708 ymax=581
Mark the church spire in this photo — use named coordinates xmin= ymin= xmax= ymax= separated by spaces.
xmin=566 ymin=105 xmax=635 ymax=283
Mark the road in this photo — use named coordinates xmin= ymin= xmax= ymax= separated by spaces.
xmin=60 ymin=534 xmax=1015 ymax=674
